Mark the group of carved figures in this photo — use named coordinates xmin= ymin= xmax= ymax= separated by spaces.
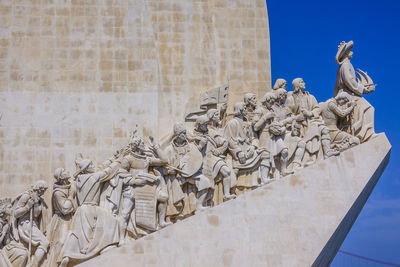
xmin=0 ymin=40 xmax=376 ymax=267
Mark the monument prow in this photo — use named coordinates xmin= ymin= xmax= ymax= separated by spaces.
xmin=78 ymin=133 xmax=391 ymax=267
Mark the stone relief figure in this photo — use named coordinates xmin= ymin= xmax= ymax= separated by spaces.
xmin=118 ymin=134 xmax=170 ymax=243
xmin=0 ymin=199 xmax=28 ymax=267
xmin=59 ymin=156 xmax=120 ymax=267
xmin=287 ymin=78 xmax=338 ymax=165
xmin=334 ymin=40 xmax=376 ymax=142
xmin=12 ymin=181 xmax=49 ymax=267
xmin=320 ymin=92 xmax=360 ymax=151
xmin=224 ymin=102 xmax=271 ymax=186
xmin=162 ymin=123 xmax=212 ymax=222
xmin=254 ymin=92 xmax=292 ymax=178
xmin=46 ymin=168 xmax=76 ymax=267
xmin=283 ymin=122 xmax=306 ymax=172
xmin=273 ymin=78 xmax=287 ymax=90
xmin=193 ymin=114 xmax=236 ymax=202
xmin=243 ymin=93 xmax=265 ymax=140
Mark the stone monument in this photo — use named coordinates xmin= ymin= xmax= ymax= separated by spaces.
xmin=0 ymin=1 xmax=391 ymax=267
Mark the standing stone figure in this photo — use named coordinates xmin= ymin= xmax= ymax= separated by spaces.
xmin=12 ymin=181 xmax=49 ymax=267
xmin=193 ymin=113 xmax=236 ymax=201
xmin=119 ymin=135 xmax=170 ymax=242
xmin=163 ymin=123 xmax=212 ymax=221
xmin=334 ymin=40 xmax=375 ymax=142
xmin=0 ymin=199 xmax=28 ymax=267
xmin=287 ymin=78 xmax=338 ymax=164
xmin=254 ymin=93 xmax=291 ymax=178
xmin=320 ymin=92 xmax=360 ymax=151
xmin=224 ymin=102 xmax=271 ymax=186
xmin=59 ymin=157 xmax=120 ymax=267
xmin=46 ymin=168 xmax=76 ymax=267
xmin=243 ymin=93 xmax=264 ymax=139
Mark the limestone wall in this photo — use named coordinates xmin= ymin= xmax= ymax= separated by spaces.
xmin=78 ymin=134 xmax=391 ymax=267
xmin=0 ymin=0 xmax=271 ymax=197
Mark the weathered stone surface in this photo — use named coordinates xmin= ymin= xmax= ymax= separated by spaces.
xmin=78 ymin=133 xmax=390 ymax=267
xmin=0 ymin=0 xmax=271 ymax=198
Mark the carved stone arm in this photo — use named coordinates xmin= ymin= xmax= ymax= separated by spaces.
xmin=328 ymin=101 xmax=354 ymax=118
xmin=254 ymin=112 xmax=273 ymax=131
xmin=99 ymin=161 xmax=121 ymax=183
xmin=53 ymin=191 xmax=75 ymax=215
xmin=13 ymin=193 xmax=32 ymax=219
xmin=149 ymin=157 xmax=168 ymax=167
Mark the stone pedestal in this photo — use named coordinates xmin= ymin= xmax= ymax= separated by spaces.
xmin=77 ymin=133 xmax=391 ymax=267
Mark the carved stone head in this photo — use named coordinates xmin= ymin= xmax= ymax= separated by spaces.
xmin=244 ymin=93 xmax=257 ymax=108
xmin=173 ymin=122 xmax=187 ymax=142
xmin=195 ymin=115 xmax=209 ymax=132
xmin=261 ymin=92 xmax=276 ymax=109
xmin=335 ymin=40 xmax=354 ymax=64
xmin=32 ymin=180 xmax=49 ymax=196
xmin=74 ymin=157 xmax=94 ymax=177
xmin=130 ymin=136 xmax=146 ymax=154
xmin=273 ymin=79 xmax=287 ymax=90
xmin=292 ymin=78 xmax=306 ymax=93
xmin=335 ymin=91 xmax=351 ymax=106
xmin=233 ymin=102 xmax=247 ymax=117
xmin=275 ymin=88 xmax=287 ymax=104
xmin=54 ymin=168 xmax=71 ymax=184
xmin=207 ymin=108 xmax=220 ymax=124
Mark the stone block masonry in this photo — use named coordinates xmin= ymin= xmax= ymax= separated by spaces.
xmin=0 ymin=0 xmax=271 ymax=198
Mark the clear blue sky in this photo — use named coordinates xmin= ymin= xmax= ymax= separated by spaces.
xmin=267 ymin=0 xmax=400 ymax=265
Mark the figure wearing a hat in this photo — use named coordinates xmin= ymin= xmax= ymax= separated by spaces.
xmin=334 ymin=40 xmax=376 ymax=142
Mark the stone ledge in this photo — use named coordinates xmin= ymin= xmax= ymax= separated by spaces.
xmin=78 ymin=133 xmax=391 ymax=267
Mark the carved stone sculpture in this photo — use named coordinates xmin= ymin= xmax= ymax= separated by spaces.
xmin=59 ymin=157 xmax=120 ymax=267
xmin=12 ymin=181 xmax=49 ymax=267
xmin=244 ymin=93 xmax=264 ymax=139
xmin=46 ymin=168 xmax=76 ymax=267
xmin=224 ymin=102 xmax=271 ymax=186
xmin=320 ymin=92 xmax=360 ymax=151
xmin=193 ymin=113 xmax=236 ymax=201
xmin=0 ymin=198 xmax=28 ymax=267
xmin=163 ymin=123 xmax=212 ymax=221
xmin=284 ymin=122 xmax=306 ymax=171
xmin=273 ymin=78 xmax=287 ymax=90
xmin=118 ymin=135 xmax=170 ymax=242
xmin=287 ymin=78 xmax=338 ymax=165
xmin=254 ymin=92 xmax=292 ymax=178
xmin=334 ymin=40 xmax=376 ymax=142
